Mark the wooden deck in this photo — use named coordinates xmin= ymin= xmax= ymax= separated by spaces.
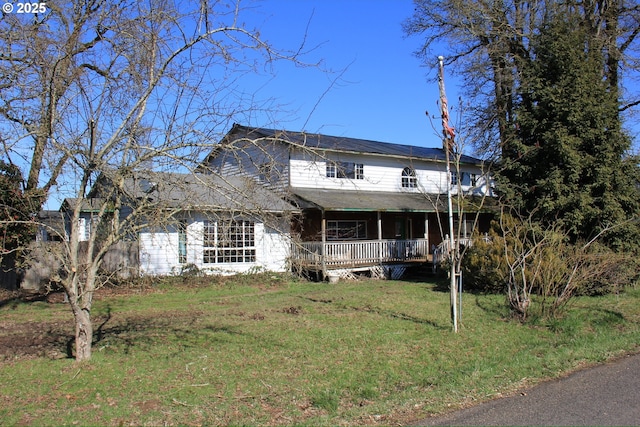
xmin=291 ymin=239 xmax=430 ymax=272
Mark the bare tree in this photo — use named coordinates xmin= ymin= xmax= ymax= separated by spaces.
xmin=403 ymin=0 xmax=640 ymax=157
xmin=0 ymin=0 xmax=315 ymax=361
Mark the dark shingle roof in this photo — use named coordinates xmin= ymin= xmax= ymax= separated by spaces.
xmin=76 ymin=171 xmax=297 ymax=214
xmin=225 ymin=124 xmax=482 ymax=165
xmin=37 ymin=210 xmax=66 ymax=234
xmin=60 ymin=198 xmax=108 ymax=213
xmin=122 ymin=171 xmax=297 ymax=213
xmin=290 ymin=188 xmax=497 ymax=213
xmin=290 ymin=188 xmax=445 ymax=212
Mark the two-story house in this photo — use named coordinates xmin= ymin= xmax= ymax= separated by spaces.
xmin=202 ymin=124 xmax=494 ymax=281
xmin=41 ymin=124 xmax=493 ymax=283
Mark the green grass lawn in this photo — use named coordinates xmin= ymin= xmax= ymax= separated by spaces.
xmin=1 ymin=274 xmax=639 ymax=426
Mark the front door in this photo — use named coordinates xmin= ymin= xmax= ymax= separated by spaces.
xmin=395 ymin=218 xmax=413 ymax=240
xmin=395 ymin=218 xmax=405 ymax=239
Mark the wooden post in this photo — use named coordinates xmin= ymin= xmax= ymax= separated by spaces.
xmin=377 ymin=211 xmax=383 ymax=263
xmin=321 ymin=211 xmax=327 ymax=280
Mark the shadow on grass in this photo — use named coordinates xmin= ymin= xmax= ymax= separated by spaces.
xmin=0 ymin=290 xmax=53 ymax=308
xmin=569 ymin=306 xmax=626 ymax=329
xmin=592 ymin=307 xmax=625 ymax=325
xmin=362 ymin=306 xmax=448 ymax=330
xmin=474 ymin=294 xmax=509 ymax=319
xmin=0 ymin=302 xmax=252 ymax=361
xmin=300 ymin=296 xmax=448 ymax=330
xmin=431 ymin=277 xmax=493 ymax=296
xmin=90 ymin=307 xmax=249 ymax=355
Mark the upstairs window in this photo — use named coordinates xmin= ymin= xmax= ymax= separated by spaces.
xmin=326 ymin=161 xmax=364 ymax=179
xmin=451 ymin=171 xmax=458 ymax=186
xmin=401 ymin=167 xmax=417 ymax=188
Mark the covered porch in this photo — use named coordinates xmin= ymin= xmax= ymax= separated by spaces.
xmin=289 ymin=189 xmax=452 ymax=280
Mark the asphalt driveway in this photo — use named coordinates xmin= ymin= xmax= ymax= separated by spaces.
xmin=412 ymin=352 xmax=640 ymax=426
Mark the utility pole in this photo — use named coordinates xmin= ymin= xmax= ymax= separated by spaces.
xmin=438 ymin=56 xmax=458 ymax=333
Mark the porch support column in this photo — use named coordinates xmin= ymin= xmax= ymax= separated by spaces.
xmin=463 ymin=213 xmax=467 ymax=238
xmin=377 ymin=211 xmax=383 ymax=263
xmin=424 ymin=212 xmax=429 ymax=246
xmin=321 ymin=210 xmax=327 ymax=279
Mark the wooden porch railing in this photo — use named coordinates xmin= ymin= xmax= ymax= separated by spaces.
xmin=291 ymin=239 xmax=429 ymax=269
xmin=431 ymin=234 xmax=491 ymax=267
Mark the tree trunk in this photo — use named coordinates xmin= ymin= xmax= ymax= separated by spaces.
xmin=72 ymin=307 xmax=93 ymax=362
xmin=67 ymin=276 xmax=95 ymax=362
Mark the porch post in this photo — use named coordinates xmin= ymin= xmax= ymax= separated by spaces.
xmin=463 ymin=213 xmax=467 ymax=238
xmin=321 ymin=211 xmax=327 ymax=279
xmin=424 ymin=213 xmax=429 ymax=254
xmin=424 ymin=213 xmax=429 ymax=240
xmin=377 ymin=211 xmax=383 ymax=263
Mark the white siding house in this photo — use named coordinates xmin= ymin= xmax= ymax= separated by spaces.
xmin=203 ymin=124 xmax=492 ymax=197
xmin=130 ymin=173 xmax=297 ymax=276
xmin=58 ymin=124 xmax=494 ymax=280
xmin=138 ymin=214 xmax=292 ymax=276
xmin=203 ymin=124 xmax=495 ymax=280
xmin=63 ymin=171 xmax=298 ymax=277
xmin=60 ymin=198 xmax=106 ymax=243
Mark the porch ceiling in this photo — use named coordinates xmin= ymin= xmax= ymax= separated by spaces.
xmin=290 ymin=188 xmax=447 ymax=212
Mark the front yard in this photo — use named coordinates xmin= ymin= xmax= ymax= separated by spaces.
xmin=0 ymin=274 xmax=638 ymax=426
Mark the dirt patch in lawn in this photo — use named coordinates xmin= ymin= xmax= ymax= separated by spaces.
xmin=0 ymin=285 xmax=162 ymax=362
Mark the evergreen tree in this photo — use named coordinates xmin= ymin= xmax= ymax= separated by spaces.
xmin=0 ymin=160 xmax=37 ymax=263
xmin=500 ymin=13 xmax=640 ymax=249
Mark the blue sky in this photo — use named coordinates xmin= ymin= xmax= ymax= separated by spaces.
xmin=241 ymin=0 xmax=640 ymax=152
xmin=240 ymin=0 xmax=452 ymax=149
xmin=43 ymin=0 xmax=449 ymax=209
xmin=39 ymin=0 xmax=639 ymax=209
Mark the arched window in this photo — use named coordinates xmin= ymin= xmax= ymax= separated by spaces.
xmin=401 ymin=167 xmax=417 ymax=188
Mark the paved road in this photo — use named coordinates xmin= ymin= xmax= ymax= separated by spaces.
xmin=413 ymin=352 xmax=640 ymax=426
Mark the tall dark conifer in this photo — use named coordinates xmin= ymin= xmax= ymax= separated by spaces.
xmin=500 ymin=13 xmax=640 ymax=249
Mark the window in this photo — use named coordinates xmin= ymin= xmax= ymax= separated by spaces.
xmin=326 ymin=161 xmax=364 ymax=179
xmin=79 ymin=218 xmax=89 ymax=241
xmin=79 ymin=216 xmax=99 ymax=241
xmin=326 ymin=162 xmax=336 ymax=178
xmin=451 ymin=171 xmax=458 ymax=186
xmin=203 ymin=221 xmax=216 ymax=264
xmin=470 ymin=173 xmax=478 ymax=187
xmin=402 ymin=167 xmax=417 ymax=188
xmin=178 ymin=220 xmax=187 ymax=264
xmin=203 ymin=220 xmax=256 ymax=263
xmin=326 ymin=220 xmax=367 ymax=240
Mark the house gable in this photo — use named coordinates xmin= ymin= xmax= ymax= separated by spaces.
xmin=201 ymin=125 xmax=292 ymax=192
